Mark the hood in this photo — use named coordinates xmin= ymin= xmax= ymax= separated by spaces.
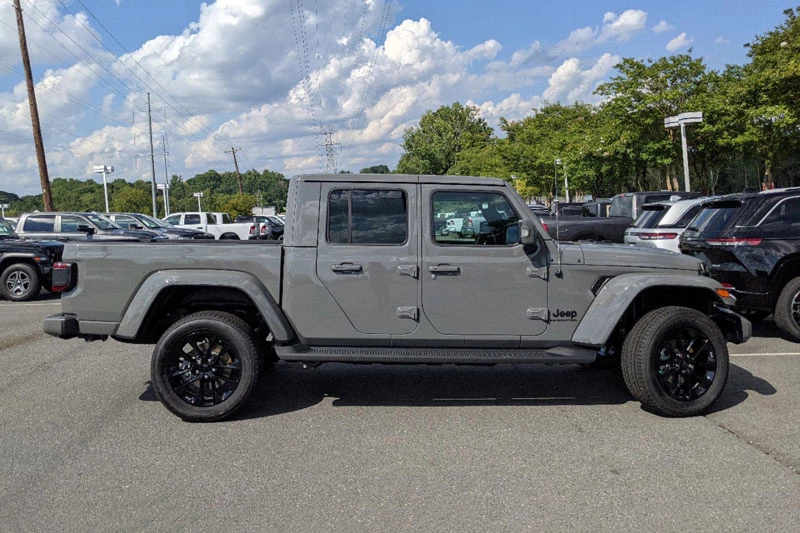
xmin=580 ymin=243 xmax=702 ymax=272
xmin=0 ymin=237 xmax=64 ymax=258
xmin=107 ymin=228 xmax=167 ymax=242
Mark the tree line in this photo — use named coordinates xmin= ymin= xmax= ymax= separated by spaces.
xmin=396 ymin=8 xmax=800 ymax=201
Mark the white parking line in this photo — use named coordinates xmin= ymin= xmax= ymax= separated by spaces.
xmin=730 ymin=352 xmax=799 ymax=357
xmin=0 ymin=301 xmax=61 ymax=307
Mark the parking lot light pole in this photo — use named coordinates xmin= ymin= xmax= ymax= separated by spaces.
xmin=0 ymin=203 xmax=8 ymax=218
xmin=157 ymin=183 xmax=170 ymax=216
xmin=193 ymin=192 xmax=203 ymax=212
xmin=664 ymin=112 xmax=703 ymax=192
xmin=92 ymin=165 xmax=114 ymax=213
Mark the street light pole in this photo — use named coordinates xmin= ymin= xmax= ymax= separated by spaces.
xmin=92 ymin=165 xmax=114 ymax=213
xmin=664 ymin=112 xmax=703 ymax=192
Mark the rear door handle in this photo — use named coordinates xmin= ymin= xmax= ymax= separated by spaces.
xmin=331 ymin=263 xmax=363 ymax=273
xmin=429 ymin=265 xmax=460 ymax=274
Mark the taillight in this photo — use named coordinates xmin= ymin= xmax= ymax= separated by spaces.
xmin=51 ymin=262 xmax=73 ymax=292
xmin=465 ymin=218 xmax=473 ymax=228
xmin=639 ymin=232 xmax=678 ymax=240
xmin=705 ymin=237 xmax=762 ymax=246
xmin=249 ymin=224 xmax=257 ymax=235
xmin=541 ymin=221 xmax=548 ymax=232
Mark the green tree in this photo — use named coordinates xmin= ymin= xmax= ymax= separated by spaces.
xmin=360 ymin=165 xmax=391 ymax=174
xmin=222 ymin=194 xmax=256 ymax=218
xmin=397 ymin=102 xmax=493 ymax=175
xmin=111 ymin=187 xmax=153 ymax=213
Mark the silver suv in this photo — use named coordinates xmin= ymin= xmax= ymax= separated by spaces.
xmin=624 ymin=197 xmax=712 ymax=253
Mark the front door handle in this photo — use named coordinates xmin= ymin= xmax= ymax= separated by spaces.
xmin=331 ymin=263 xmax=364 ymax=273
xmin=428 ymin=265 xmax=460 ymax=274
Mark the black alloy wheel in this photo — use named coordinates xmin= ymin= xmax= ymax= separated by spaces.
xmin=622 ymin=306 xmax=729 ymax=417
xmin=652 ymin=324 xmax=718 ymax=402
xmin=151 ymin=311 xmax=262 ymax=422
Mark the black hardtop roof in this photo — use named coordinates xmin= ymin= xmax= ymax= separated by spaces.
xmin=294 ymin=173 xmax=508 ymax=186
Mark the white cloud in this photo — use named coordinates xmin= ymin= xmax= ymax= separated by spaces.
xmin=652 ymin=20 xmax=673 ymax=33
xmin=716 ymin=36 xmax=731 ymax=45
xmin=552 ymin=9 xmax=647 ymax=56
xmin=666 ymin=32 xmax=694 ymax=52
xmin=543 ymin=53 xmax=620 ymax=103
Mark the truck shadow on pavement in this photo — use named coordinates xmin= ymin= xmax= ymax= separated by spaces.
xmin=223 ymin=361 xmax=777 ymax=420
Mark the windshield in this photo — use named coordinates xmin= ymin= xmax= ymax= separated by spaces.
xmin=85 ymin=213 xmax=121 ymax=230
xmin=0 ymin=219 xmax=18 ymax=238
xmin=632 ymin=207 xmax=668 ymax=229
xmin=267 ymin=216 xmax=284 ymax=225
xmin=135 ymin=214 xmax=169 ymax=229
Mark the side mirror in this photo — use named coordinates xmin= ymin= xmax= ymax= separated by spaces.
xmin=77 ymin=224 xmax=95 ymax=235
xmin=519 ymin=219 xmax=536 ymax=245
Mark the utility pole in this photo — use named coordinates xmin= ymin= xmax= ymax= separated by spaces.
xmin=225 ymin=147 xmax=243 ymax=195
xmin=14 ymin=0 xmax=54 ymax=211
xmin=161 ymin=133 xmax=170 ymax=215
xmin=147 ymin=93 xmax=158 ymax=217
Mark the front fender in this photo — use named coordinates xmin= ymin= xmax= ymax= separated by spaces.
xmin=571 ymin=273 xmax=730 ymax=346
xmin=114 ymin=269 xmax=295 ymax=342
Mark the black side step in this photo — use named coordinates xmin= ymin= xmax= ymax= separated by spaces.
xmin=274 ymin=345 xmax=597 ymax=365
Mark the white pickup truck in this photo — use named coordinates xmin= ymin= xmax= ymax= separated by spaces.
xmin=162 ymin=212 xmax=262 ymax=240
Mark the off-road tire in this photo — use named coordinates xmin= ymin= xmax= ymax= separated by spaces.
xmin=774 ymin=277 xmax=800 ymax=342
xmin=1 ymin=263 xmax=41 ymax=302
xmin=151 ymin=311 xmax=263 ymax=422
xmin=621 ymin=306 xmax=729 ymax=417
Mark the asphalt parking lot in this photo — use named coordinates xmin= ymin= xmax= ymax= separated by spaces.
xmin=1 ymin=298 xmax=799 ymax=532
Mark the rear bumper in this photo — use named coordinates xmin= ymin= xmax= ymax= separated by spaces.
xmin=43 ymin=313 xmax=79 ymax=339
xmin=43 ymin=313 xmax=110 ymax=341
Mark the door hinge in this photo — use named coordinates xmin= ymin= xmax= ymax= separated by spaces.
xmin=397 ymin=264 xmax=419 ymax=279
xmin=526 ymin=308 xmax=549 ymax=321
xmin=527 ymin=266 xmax=548 ymax=280
xmin=396 ymin=306 xmax=419 ymax=320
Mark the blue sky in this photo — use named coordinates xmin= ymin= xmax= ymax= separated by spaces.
xmin=0 ymin=1 xmax=792 ymax=197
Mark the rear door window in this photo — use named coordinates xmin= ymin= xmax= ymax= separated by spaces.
xmin=184 ymin=214 xmax=201 ymax=225
xmin=22 ymin=215 xmax=55 ymax=232
xmin=327 ymin=189 xmax=408 ymax=245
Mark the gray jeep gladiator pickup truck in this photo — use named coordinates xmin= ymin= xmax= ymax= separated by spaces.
xmin=44 ymin=174 xmax=750 ymax=421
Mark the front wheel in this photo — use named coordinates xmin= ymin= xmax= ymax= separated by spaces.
xmin=621 ymin=306 xmax=729 ymax=417
xmin=1 ymin=263 xmax=41 ymax=301
xmin=151 ymin=311 xmax=262 ymax=422
xmin=774 ymin=277 xmax=800 ymax=342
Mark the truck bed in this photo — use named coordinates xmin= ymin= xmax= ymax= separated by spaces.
xmin=59 ymin=240 xmax=283 ymax=324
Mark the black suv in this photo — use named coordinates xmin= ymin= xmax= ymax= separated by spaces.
xmin=680 ymin=188 xmax=800 ymax=340
xmin=0 ymin=218 xmax=63 ymax=301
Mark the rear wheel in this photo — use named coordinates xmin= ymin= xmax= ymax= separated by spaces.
xmin=151 ymin=311 xmax=262 ymax=422
xmin=774 ymin=277 xmax=800 ymax=342
xmin=1 ymin=263 xmax=41 ymax=302
xmin=621 ymin=306 xmax=729 ymax=417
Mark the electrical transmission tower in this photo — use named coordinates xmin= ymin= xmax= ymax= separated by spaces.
xmin=319 ymin=128 xmax=341 ymax=173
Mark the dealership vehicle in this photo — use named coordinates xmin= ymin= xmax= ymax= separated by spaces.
xmin=680 ymin=188 xmax=800 ymax=340
xmin=106 ymin=212 xmax=214 ymax=240
xmin=15 ymin=212 xmax=168 ymax=242
xmin=539 ymin=191 xmax=703 ymax=243
xmin=625 ymin=197 xmax=711 ymax=253
xmin=162 ymin=211 xmax=261 ymax=240
xmin=234 ymin=215 xmax=284 ymax=240
xmin=45 ymin=174 xmax=749 ymax=421
xmin=0 ymin=218 xmax=63 ymax=301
